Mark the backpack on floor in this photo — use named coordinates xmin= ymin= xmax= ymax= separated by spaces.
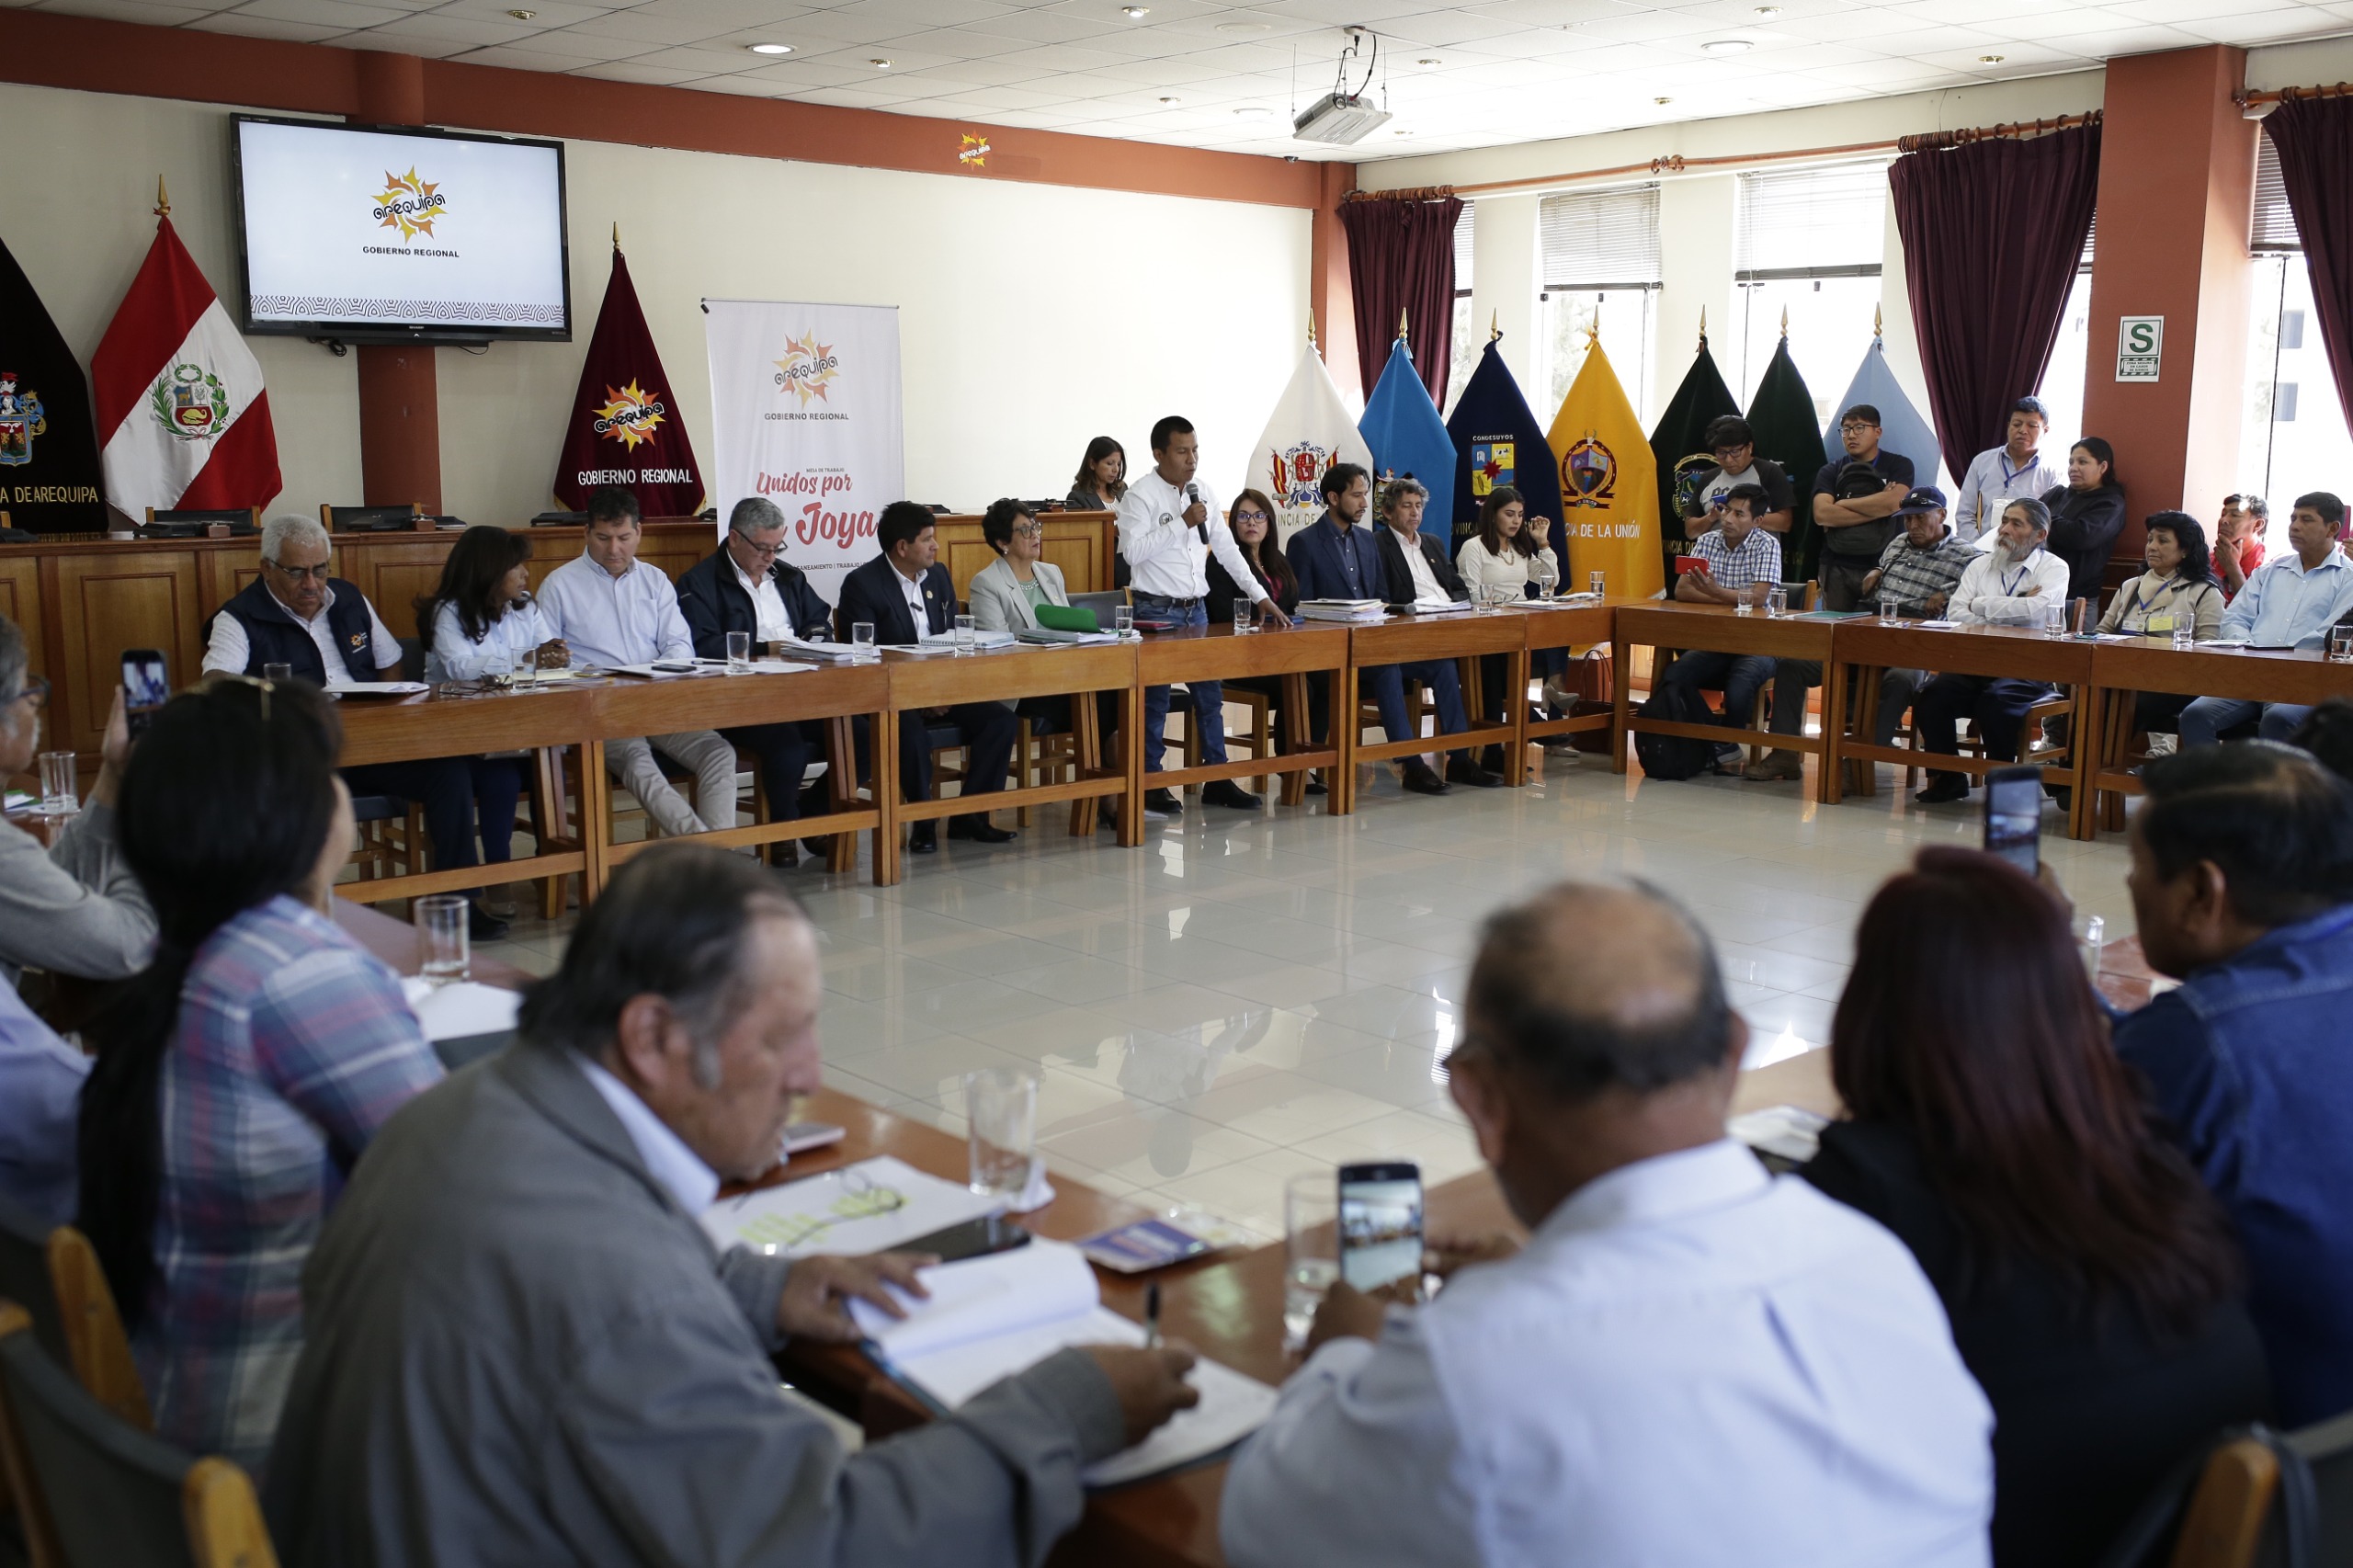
xmin=1634 ymin=682 xmax=1717 ymax=781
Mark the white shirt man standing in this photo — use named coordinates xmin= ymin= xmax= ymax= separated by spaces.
xmin=1115 ymin=415 xmax=1283 ymax=816
xmin=1913 ymin=496 xmax=2073 ymax=802
xmin=535 ymin=486 xmax=741 ymax=840
xmin=1952 ymin=397 xmax=2063 ymax=546
xmin=1221 ymin=880 xmax=1992 ymax=1567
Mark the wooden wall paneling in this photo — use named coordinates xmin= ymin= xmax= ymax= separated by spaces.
xmin=0 ymin=558 xmax=45 ymax=687
xmin=51 ymin=550 xmax=203 ymax=754
xmin=195 ymin=548 xmax=251 ymax=622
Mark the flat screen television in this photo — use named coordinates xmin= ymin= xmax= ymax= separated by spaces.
xmin=231 ymin=114 xmax=571 ymax=345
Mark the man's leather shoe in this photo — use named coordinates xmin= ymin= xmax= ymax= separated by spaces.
xmin=1401 ymin=761 xmax=1450 ymax=795
xmin=1446 ymin=757 xmax=1506 ymax=789
xmin=1915 ymin=774 xmax=1970 ymax=804
xmin=1304 ymin=775 xmax=1328 ymax=796
xmin=909 ymin=822 xmax=938 ymax=854
xmin=948 ymin=817 xmax=1017 ymax=844
xmin=467 ymin=904 xmax=509 ymax=943
xmin=1142 ymin=788 xmax=1182 ymax=816
xmin=1201 ymin=780 xmax=1261 ymax=810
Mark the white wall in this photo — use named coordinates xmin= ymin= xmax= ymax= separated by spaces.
xmin=0 ymin=80 xmax=1310 ymax=527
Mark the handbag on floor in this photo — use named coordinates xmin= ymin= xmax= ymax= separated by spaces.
xmin=1547 ymin=649 xmax=1615 ymax=756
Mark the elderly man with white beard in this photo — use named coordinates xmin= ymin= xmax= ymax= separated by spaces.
xmin=1911 ymin=497 xmax=2074 ymax=804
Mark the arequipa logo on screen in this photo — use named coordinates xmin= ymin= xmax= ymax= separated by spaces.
xmin=772 ymin=333 xmax=841 ymax=407
xmin=371 ymin=168 xmax=449 ymax=243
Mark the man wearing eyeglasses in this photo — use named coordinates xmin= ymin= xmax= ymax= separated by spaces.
xmin=1812 ymin=404 xmax=1915 ymax=612
xmin=1680 ymin=415 xmax=1795 ymax=540
xmin=677 ymin=497 xmax=836 ymax=866
xmin=204 ymin=514 xmax=504 ymax=938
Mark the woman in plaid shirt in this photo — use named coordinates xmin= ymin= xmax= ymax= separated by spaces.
xmin=77 ymin=677 xmax=442 ymax=1474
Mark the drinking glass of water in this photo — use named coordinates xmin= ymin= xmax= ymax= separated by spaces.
xmin=2331 ymin=625 xmax=2353 ymax=665
xmin=2043 ymin=601 xmax=2067 ymax=639
xmin=725 ymin=630 xmax=752 ymax=670
xmin=414 ymin=893 xmax=471 ymax=986
xmin=954 ymin=613 xmax=978 ymax=655
xmin=2172 ymin=619 xmax=2196 ymax=652
xmin=2075 ymin=913 xmax=2106 ymax=983
xmin=851 ymin=622 xmax=877 ymax=661
xmin=1880 ymin=594 xmax=1900 ymax=626
xmin=1733 ymin=584 xmax=1755 ymax=617
xmin=36 ymin=751 xmax=77 ymax=817
xmin=963 ymin=1067 xmax=1040 ymax=1204
xmin=1284 ymin=1171 xmax=1339 ymax=1354
xmin=1114 ymin=605 xmax=1135 ymax=634
xmin=262 ymin=663 xmax=292 ymax=683
xmin=1588 ymin=569 xmax=1606 ymax=599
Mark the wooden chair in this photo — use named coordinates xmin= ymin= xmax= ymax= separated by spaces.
xmin=2165 ymin=1437 xmax=2281 ymax=1568
xmin=0 ymin=1304 xmax=277 ymax=1568
xmin=0 ymin=1201 xmax=151 ymax=1435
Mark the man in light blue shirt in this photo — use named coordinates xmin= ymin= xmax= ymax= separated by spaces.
xmin=535 ymin=487 xmax=741 ymax=839
xmin=0 ymin=981 xmax=89 ymax=1228
xmin=2180 ymin=491 xmax=2353 ymax=748
xmin=1222 ymin=880 xmax=1993 ymax=1568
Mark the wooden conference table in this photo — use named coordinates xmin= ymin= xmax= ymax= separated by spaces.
xmin=2087 ymin=641 xmax=2351 ymax=829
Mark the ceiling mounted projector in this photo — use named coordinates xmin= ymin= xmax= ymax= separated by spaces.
xmin=1294 ymin=91 xmax=1393 ymax=144
xmin=1297 ymin=28 xmax=1390 ymax=144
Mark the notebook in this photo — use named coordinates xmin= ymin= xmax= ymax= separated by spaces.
xmin=849 ymin=1241 xmax=1278 ymax=1487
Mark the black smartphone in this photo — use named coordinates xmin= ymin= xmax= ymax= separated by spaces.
xmin=1983 ymin=765 xmax=2044 ymax=877
xmin=120 ymin=648 xmax=169 ymax=738
xmin=897 ymin=1213 xmax=1031 ymax=1264
xmin=1337 ymin=1161 xmax=1424 ymax=1294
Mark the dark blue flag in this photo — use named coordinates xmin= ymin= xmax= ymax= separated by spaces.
xmin=0 ymin=232 xmax=106 ymax=534
xmin=1443 ymin=337 xmax=1563 ymax=550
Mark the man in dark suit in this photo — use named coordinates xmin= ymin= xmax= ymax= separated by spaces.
xmin=1288 ymin=469 xmax=1497 ymax=795
xmin=835 ymin=502 xmax=1018 ymax=854
xmin=676 ymin=496 xmax=836 ymax=866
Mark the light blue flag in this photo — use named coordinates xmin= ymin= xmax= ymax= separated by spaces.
xmin=1358 ymin=337 xmax=1457 ymax=511
xmin=1824 ymin=336 xmax=1941 ymax=492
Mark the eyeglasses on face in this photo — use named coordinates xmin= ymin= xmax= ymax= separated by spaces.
xmin=1232 ymin=509 xmax=1271 ymax=524
xmin=1010 ymin=523 xmax=1045 ymax=539
xmin=1840 ymin=421 xmax=1881 ymax=435
xmin=739 ymin=536 xmax=785 ymax=560
xmin=11 ymin=675 xmax=49 ymax=712
xmin=267 ymin=558 xmax=334 ymax=583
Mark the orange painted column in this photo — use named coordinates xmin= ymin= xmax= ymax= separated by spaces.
xmin=1310 ymin=161 xmax=1359 ymax=395
xmin=350 ymin=50 xmax=442 ymax=514
xmin=2079 ymin=45 xmax=2256 ymax=576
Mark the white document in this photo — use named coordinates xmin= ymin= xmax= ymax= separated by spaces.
xmin=918 ymin=630 xmax=1017 ymax=652
xmin=601 ymin=663 xmax=707 ymax=679
xmin=397 ymin=978 xmax=521 ymax=1041
xmin=700 ymin=1154 xmax=1002 ymax=1258
xmin=324 ymin=680 xmax=431 ymax=697
xmin=850 ymin=1242 xmax=1278 ymax=1487
xmin=770 ymin=638 xmax=865 ymax=664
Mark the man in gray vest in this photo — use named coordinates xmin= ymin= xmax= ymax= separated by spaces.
xmin=266 ymin=845 xmax=1197 ymax=1567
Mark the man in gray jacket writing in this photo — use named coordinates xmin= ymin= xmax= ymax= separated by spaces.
xmin=265 ymin=845 xmax=1196 ymax=1566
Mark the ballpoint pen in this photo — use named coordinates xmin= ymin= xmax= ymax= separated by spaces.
xmin=1144 ymin=1282 xmax=1162 ymax=1349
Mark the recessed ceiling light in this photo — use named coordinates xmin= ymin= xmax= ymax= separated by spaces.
xmin=1654 ymin=95 xmax=1674 ymax=104
xmin=1700 ymin=37 xmax=1754 ymax=52
xmin=745 ymin=41 xmax=791 ymax=53
xmin=1416 ymin=57 xmax=1439 ymax=67
xmin=1753 ymin=5 xmax=1780 ymax=14
xmin=1158 ymin=95 xmax=1179 ymax=103
xmin=1233 ymin=105 xmax=1272 ymax=118
xmin=506 ymin=7 xmax=533 ymax=17
xmin=1215 ymin=18 xmax=1269 ymax=32
xmin=1392 ymin=128 xmax=1414 ymax=136
xmin=870 ymin=57 xmax=892 ymax=67
xmin=1122 ymin=5 xmax=1149 ymax=15
xmin=1978 ymin=52 xmax=2005 ymax=62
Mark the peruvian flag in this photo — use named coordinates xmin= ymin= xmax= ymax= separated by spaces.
xmin=92 ymin=211 xmax=279 ymax=520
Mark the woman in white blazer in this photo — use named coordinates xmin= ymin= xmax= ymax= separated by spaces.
xmin=1455 ymin=485 xmax=1566 ymax=768
xmin=968 ymin=498 xmax=1070 ymax=635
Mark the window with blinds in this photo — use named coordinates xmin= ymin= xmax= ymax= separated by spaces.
xmin=1454 ymin=200 xmax=1475 ymax=296
xmin=1733 ymin=163 xmax=1888 ymax=280
xmin=2253 ymin=132 xmax=2300 ymax=253
xmin=1538 ymin=184 xmax=1661 ymax=291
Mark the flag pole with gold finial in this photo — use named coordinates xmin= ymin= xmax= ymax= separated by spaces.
xmin=1398 ymin=307 xmax=1409 ymax=344
xmin=1873 ymin=301 xmax=1883 ymax=340
xmin=154 ymin=176 xmax=170 ymax=218
xmin=1698 ymin=306 xmax=1707 ymax=347
xmin=1308 ymin=309 xmax=1317 ymax=349
xmin=613 ymin=221 xmax=620 ymax=250
xmin=1489 ymin=309 xmax=1501 ymax=342
xmin=1779 ymin=305 xmax=1790 ymax=338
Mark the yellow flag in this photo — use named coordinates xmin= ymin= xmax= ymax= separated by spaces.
xmin=1544 ymin=335 xmax=1663 ymax=601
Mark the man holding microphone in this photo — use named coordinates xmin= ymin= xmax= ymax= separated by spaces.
xmin=1117 ymin=415 xmax=1289 ymax=818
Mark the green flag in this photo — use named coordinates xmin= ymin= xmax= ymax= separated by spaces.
xmin=1744 ymin=337 xmax=1830 ymax=583
xmin=1646 ymin=331 xmax=1739 ymax=585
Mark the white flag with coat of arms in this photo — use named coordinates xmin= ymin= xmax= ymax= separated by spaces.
xmin=1247 ymin=342 xmax=1373 ymax=545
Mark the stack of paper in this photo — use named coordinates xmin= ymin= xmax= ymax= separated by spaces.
xmin=1300 ymin=598 xmax=1388 ymax=623
xmin=1017 ymin=627 xmax=1121 ymax=646
xmin=700 ymin=1155 xmax=1004 ymax=1259
xmin=849 ymin=1241 xmax=1278 ymax=1487
xmin=772 ymin=638 xmax=869 ymax=665
xmin=918 ymin=630 xmax=1018 ymax=652
xmin=1407 ymin=598 xmax=1474 ymax=616
xmin=324 ymin=680 xmax=432 ymax=697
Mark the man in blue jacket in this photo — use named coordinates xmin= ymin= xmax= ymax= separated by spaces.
xmin=835 ymin=503 xmax=1017 ymax=854
xmin=676 ymin=497 xmax=835 ymax=865
xmin=2115 ymin=741 xmax=2353 ymax=1426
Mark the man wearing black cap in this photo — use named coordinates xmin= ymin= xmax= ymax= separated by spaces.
xmin=1811 ymin=403 xmax=1915 ymax=612
xmin=1749 ymin=485 xmax=1974 ymax=782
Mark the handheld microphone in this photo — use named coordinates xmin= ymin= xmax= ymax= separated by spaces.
xmin=1185 ymin=483 xmax=1200 ymax=506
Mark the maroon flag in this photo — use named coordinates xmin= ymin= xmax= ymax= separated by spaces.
xmin=553 ymin=245 xmax=703 ymax=517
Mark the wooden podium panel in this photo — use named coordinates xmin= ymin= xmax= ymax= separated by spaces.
xmin=49 ymin=548 xmax=205 ymax=752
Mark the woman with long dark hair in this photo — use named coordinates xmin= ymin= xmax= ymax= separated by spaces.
xmin=1455 ymin=485 xmax=1566 ymax=770
xmin=2039 ymin=436 xmax=2128 ymax=608
xmin=1208 ymin=488 xmax=1298 ymax=621
xmin=77 ymin=677 xmax=441 ymax=1473
xmin=2097 ymin=511 xmax=2226 ymax=739
xmin=416 ymin=525 xmax=563 ymax=890
xmin=1065 ymin=436 xmax=1128 ymax=513
xmin=1806 ymin=848 xmax=2268 ymax=1567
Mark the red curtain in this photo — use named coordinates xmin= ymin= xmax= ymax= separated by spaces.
xmin=1888 ymin=123 xmax=2101 ymax=480
xmin=1338 ymin=193 xmax=1463 ymax=405
xmin=2265 ymin=97 xmax=2353 ymax=441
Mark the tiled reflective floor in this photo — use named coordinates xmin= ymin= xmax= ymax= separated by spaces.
xmin=478 ymin=751 xmax=2140 ymax=1242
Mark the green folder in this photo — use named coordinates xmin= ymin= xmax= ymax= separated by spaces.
xmin=1033 ymin=604 xmax=1100 ymax=633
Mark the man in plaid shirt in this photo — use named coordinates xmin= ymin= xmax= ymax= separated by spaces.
xmin=1665 ymin=485 xmax=1785 ymax=771
xmin=1751 ymin=485 xmax=1976 ymax=781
